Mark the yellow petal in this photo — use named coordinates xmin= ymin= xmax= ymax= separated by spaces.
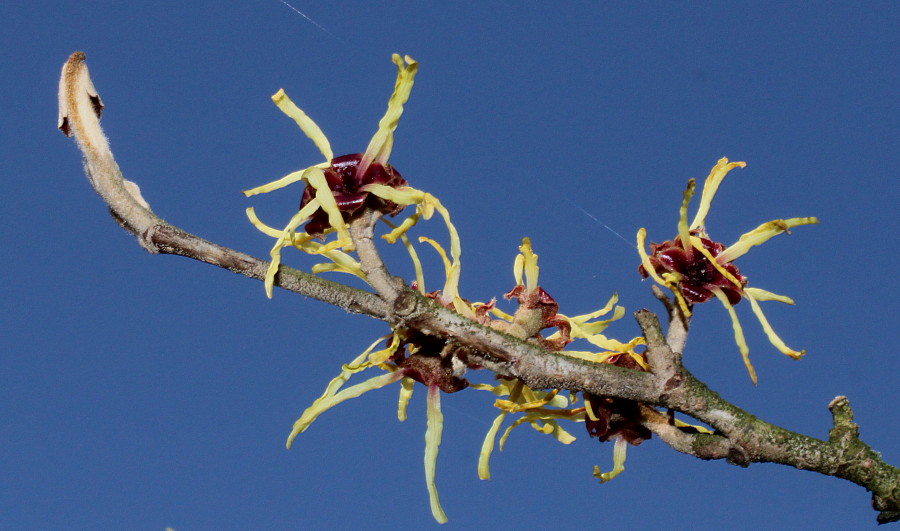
xmin=362 ymin=183 xmax=426 ymax=206
xmin=556 ymin=349 xmax=617 ymax=364
xmin=424 ymin=386 xmax=448 ymax=523
xmin=744 ymin=287 xmax=794 ymax=304
xmin=397 ymin=377 xmax=415 ymax=421
xmin=690 ymin=158 xmax=746 ymax=231
xmin=711 ymin=288 xmax=757 ymax=385
xmin=673 ymin=417 xmax=714 ymax=435
xmin=718 ymin=217 xmax=819 ymax=263
xmin=555 ymin=306 xmax=625 ymax=340
xmin=263 ymin=197 xmax=323 ymax=298
xmin=544 ymin=420 xmax=577 ymax=445
xmin=583 ymin=334 xmax=645 ymax=353
xmin=286 ymin=369 xmax=402 ymax=449
xmin=584 ymin=396 xmax=599 ymax=422
xmin=305 ymin=166 xmax=354 ymax=251
xmin=381 ymin=212 xmax=421 ymax=244
xmin=518 ymin=237 xmax=539 ymax=292
xmin=690 ymin=235 xmax=744 ymax=290
xmin=744 ymin=290 xmax=805 ymax=360
xmin=382 ymin=217 xmax=426 ymax=292
xmin=678 ymin=179 xmax=696 ymax=252
xmin=594 ymin=435 xmax=628 ymax=483
xmin=419 ymin=236 xmax=452 ymax=279
xmin=242 ymin=169 xmax=306 ymax=197
xmin=358 ymin=54 xmax=419 ymax=176
xmin=637 ymin=229 xmax=692 ymax=316
xmin=565 ymin=292 xmax=620 ymax=325
xmin=512 ymin=252 xmax=525 ymax=287
xmin=271 ymin=89 xmax=333 ymax=161
xmin=478 ymin=411 xmax=508 ymax=480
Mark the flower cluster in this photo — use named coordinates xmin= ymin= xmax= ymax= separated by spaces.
xmin=472 ymin=238 xmax=650 ymax=484
xmin=244 ymin=54 xmax=460 ymax=301
xmin=638 ymin=158 xmax=818 ymax=383
xmin=245 ymin=55 xmax=816 ymax=524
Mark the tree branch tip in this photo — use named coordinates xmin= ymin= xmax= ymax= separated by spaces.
xmin=828 ymin=395 xmax=849 ymax=410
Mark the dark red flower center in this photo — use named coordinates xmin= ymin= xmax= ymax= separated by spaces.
xmin=639 ymin=233 xmax=746 ymax=305
xmin=299 ymin=153 xmax=408 ymax=237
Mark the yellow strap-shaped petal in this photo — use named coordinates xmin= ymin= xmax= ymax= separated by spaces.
xmin=744 ymin=290 xmax=805 ymax=360
xmin=744 ymin=286 xmax=794 ymax=304
xmin=382 ymin=217 xmax=426 ymax=292
xmin=673 ymin=417 xmax=715 ymax=435
xmin=263 ymin=196 xmax=323 ymax=297
xmin=358 ymin=54 xmax=419 ymax=176
xmin=397 ymin=377 xmax=415 ymax=422
xmin=690 ymin=158 xmax=747 ymax=231
xmin=678 ymin=179 xmax=696 ymax=252
xmin=518 ymin=237 xmax=540 ymax=292
xmin=305 ymin=166 xmax=354 ymax=251
xmin=565 ymin=292 xmax=620 ymax=324
xmin=637 ymin=229 xmax=692 ymax=316
xmin=594 ymin=435 xmax=628 ymax=483
xmin=271 ymin=89 xmax=333 ymax=161
xmin=556 ymin=349 xmax=618 ymax=364
xmin=286 ymin=368 xmax=402 ymax=449
xmin=478 ymin=411 xmax=508 ymax=480
xmin=690 ymin=235 xmax=744 ymax=290
xmin=711 ymin=287 xmax=757 ymax=385
xmin=381 ymin=212 xmax=421 ymax=244
xmin=424 ymin=386 xmax=448 ymax=523
xmin=718 ymin=217 xmax=819 ymax=263
xmin=243 ymin=168 xmax=306 ymax=197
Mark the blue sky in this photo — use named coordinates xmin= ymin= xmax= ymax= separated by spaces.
xmin=3 ymin=2 xmax=898 ymax=529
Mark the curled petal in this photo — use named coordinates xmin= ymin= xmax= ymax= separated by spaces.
xmin=638 ymin=229 xmax=692 ymax=316
xmin=744 ymin=291 xmax=805 ymax=360
xmin=381 ymin=212 xmax=421 ymax=244
xmin=363 ymin=185 xmax=461 ymax=303
xmin=690 ymin=158 xmax=747 ymax=231
xmin=359 ymin=54 xmax=419 ymax=177
xmin=271 ymin=89 xmax=333 ymax=161
xmin=594 ymin=435 xmax=628 ymax=483
xmin=246 ymin=206 xmax=316 ymax=244
xmin=381 ymin=217 xmax=426 ymax=292
xmin=718 ymin=216 xmax=819 ymax=263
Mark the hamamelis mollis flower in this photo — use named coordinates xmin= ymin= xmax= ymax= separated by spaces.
xmin=285 ymin=327 xmax=471 ymax=524
xmin=244 ymin=54 xmax=464 ymax=299
xmin=638 ymin=158 xmax=818 ymax=384
xmin=473 ymin=238 xmax=649 ymax=484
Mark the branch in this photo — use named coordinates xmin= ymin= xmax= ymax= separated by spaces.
xmin=636 ymin=311 xmax=900 ymax=524
xmin=58 ymin=52 xmax=389 ymax=321
xmin=59 ymin=51 xmax=899 ymax=524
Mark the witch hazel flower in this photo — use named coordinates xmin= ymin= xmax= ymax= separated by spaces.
xmin=473 ymin=238 xmax=649 ymax=484
xmin=637 ymin=157 xmax=818 ymax=383
xmin=283 ymin=327 xmax=467 ymax=524
xmin=244 ymin=54 xmax=459 ymax=300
